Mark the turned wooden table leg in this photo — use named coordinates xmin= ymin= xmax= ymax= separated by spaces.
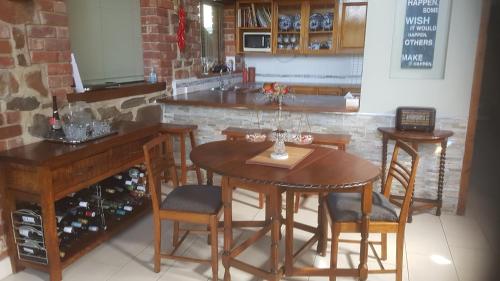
xmin=358 ymin=184 xmax=372 ymax=281
xmin=269 ymin=188 xmax=281 ymax=278
xmin=316 ymin=192 xmax=328 ymax=256
xmin=222 ymin=177 xmax=233 ymax=281
xmin=437 ymin=139 xmax=448 ymax=216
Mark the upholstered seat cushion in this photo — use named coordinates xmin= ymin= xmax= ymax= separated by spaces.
xmin=161 ymin=185 xmax=222 ymax=214
xmin=326 ymin=192 xmax=398 ymax=222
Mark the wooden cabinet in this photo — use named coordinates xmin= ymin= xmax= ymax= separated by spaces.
xmin=336 ymin=0 xmax=368 ymax=54
xmin=235 ymin=0 xmax=273 ymax=54
xmin=0 ymin=122 xmax=192 ymax=281
xmin=236 ymin=0 xmax=367 ymax=55
xmin=289 ymin=85 xmax=359 ymax=96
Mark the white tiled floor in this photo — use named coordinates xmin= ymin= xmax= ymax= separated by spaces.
xmin=2 ymin=187 xmax=497 ymax=281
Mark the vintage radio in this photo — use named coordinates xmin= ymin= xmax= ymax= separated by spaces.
xmin=396 ymin=107 xmax=436 ymax=132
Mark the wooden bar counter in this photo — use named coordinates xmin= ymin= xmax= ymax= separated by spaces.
xmin=0 ymin=121 xmax=191 ymax=281
xmin=157 ymin=88 xmax=357 ymax=113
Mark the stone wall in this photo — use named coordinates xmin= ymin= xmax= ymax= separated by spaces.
xmin=163 ymin=105 xmax=467 ymax=213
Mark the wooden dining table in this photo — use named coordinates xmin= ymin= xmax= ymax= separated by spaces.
xmin=190 ymin=140 xmax=380 ymax=281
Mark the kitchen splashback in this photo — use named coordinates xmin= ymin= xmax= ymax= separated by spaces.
xmin=244 ymin=55 xmax=363 ymax=85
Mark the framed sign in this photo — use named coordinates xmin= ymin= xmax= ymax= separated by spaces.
xmin=390 ymin=0 xmax=452 ymax=79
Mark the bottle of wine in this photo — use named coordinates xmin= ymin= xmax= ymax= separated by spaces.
xmin=49 ymin=96 xmax=64 ymax=138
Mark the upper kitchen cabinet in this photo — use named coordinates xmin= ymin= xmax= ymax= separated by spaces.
xmin=273 ymin=0 xmax=304 ymax=55
xmin=236 ymin=0 xmax=273 ymax=54
xmin=336 ymin=0 xmax=368 ymax=54
xmin=304 ymin=1 xmax=337 ymax=55
xmin=236 ymin=0 xmax=367 ymax=55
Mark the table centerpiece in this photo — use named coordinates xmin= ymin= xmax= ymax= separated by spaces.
xmin=262 ymin=82 xmax=292 ymax=160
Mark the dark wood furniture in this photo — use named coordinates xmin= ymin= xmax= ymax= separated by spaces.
xmin=0 ymin=121 xmax=194 ymax=281
xmin=378 ymin=127 xmax=454 ymax=221
xmin=325 ymin=140 xmax=419 ymax=281
xmin=143 ymin=134 xmax=222 ymax=280
xmin=220 ymin=126 xmax=351 ymax=211
xmin=190 ymin=140 xmax=380 ymax=281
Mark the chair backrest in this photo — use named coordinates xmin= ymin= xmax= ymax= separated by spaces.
xmin=382 ymin=140 xmax=420 ymax=224
xmin=143 ymin=134 xmax=180 ymax=213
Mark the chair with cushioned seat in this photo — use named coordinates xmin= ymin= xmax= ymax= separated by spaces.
xmin=143 ymin=134 xmax=223 ymax=280
xmin=324 ymin=140 xmax=419 ymax=281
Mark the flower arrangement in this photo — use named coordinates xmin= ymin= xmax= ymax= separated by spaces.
xmin=262 ymin=82 xmax=291 ymax=102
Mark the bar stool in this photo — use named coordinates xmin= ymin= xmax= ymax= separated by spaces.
xmin=160 ymin=123 xmax=203 ymax=185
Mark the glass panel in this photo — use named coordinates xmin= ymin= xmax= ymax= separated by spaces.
xmin=276 ymin=3 xmax=301 ymax=53
xmin=201 ymin=3 xmax=223 ymax=63
xmin=307 ymin=2 xmax=335 ymax=52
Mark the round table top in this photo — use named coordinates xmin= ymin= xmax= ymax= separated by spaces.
xmin=190 ymin=140 xmax=380 ymax=191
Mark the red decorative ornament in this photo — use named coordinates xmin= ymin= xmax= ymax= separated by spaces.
xmin=177 ymin=6 xmax=186 ymax=52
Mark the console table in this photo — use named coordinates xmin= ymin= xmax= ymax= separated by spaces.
xmin=0 ymin=121 xmax=193 ymax=281
xmin=378 ymin=127 xmax=454 ymax=221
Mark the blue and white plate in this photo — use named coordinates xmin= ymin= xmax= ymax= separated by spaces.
xmin=309 ymin=13 xmax=323 ymax=31
xmin=322 ymin=12 xmax=334 ymax=30
xmin=293 ymin=14 xmax=301 ymax=31
xmin=279 ymin=15 xmax=292 ymax=31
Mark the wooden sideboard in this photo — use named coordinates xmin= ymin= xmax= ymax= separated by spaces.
xmin=0 ymin=121 xmax=191 ymax=281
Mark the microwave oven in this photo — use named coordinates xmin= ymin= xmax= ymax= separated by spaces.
xmin=243 ymin=32 xmax=271 ymax=52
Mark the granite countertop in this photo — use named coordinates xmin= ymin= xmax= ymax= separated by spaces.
xmin=157 ymin=84 xmax=358 ymax=113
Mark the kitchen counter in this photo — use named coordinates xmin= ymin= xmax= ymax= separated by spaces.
xmin=157 ymin=85 xmax=357 ymax=113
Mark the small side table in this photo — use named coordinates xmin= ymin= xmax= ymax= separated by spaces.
xmin=378 ymin=127 xmax=454 ymax=221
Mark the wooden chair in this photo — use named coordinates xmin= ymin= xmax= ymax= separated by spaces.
xmin=143 ymin=134 xmax=223 ymax=280
xmin=324 ymin=140 xmax=419 ymax=281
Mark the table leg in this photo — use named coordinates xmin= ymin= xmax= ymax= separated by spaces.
xmin=284 ymin=190 xmax=294 ymax=275
xmin=270 ymin=188 xmax=281 ymax=277
xmin=39 ymin=169 xmax=62 ymax=281
xmin=316 ymin=192 xmax=327 ymax=256
xmin=437 ymin=139 xmax=448 ymax=216
xmin=358 ymin=184 xmax=372 ymax=281
xmin=222 ymin=176 xmax=233 ymax=281
xmin=0 ymin=164 xmax=25 ymax=273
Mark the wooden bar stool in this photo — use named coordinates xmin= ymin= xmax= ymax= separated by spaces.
xmin=160 ymin=123 xmax=203 ymax=185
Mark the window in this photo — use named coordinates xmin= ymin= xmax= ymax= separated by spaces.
xmin=200 ymin=1 xmax=224 ymax=63
xmin=67 ymin=0 xmax=144 ymax=86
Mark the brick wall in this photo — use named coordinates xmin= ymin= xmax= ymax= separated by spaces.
xmin=140 ymin=0 xmax=202 ymax=94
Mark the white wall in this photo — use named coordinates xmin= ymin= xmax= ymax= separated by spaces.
xmin=360 ymin=0 xmax=482 ymax=117
xmin=244 ymin=55 xmax=363 ymax=85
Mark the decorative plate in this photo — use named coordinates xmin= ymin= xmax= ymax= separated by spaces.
xmin=322 ymin=12 xmax=334 ymax=30
xmin=293 ymin=14 xmax=301 ymax=31
xmin=309 ymin=13 xmax=323 ymax=31
xmin=279 ymin=15 xmax=292 ymax=31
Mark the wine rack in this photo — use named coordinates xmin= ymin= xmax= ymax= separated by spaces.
xmin=10 ymin=166 xmax=149 ymax=265
xmin=11 ymin=208 xmax=48 ymax=265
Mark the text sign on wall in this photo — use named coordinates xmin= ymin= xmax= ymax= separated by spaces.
xmin=401 ymin=0 xmax=441 ymax=69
